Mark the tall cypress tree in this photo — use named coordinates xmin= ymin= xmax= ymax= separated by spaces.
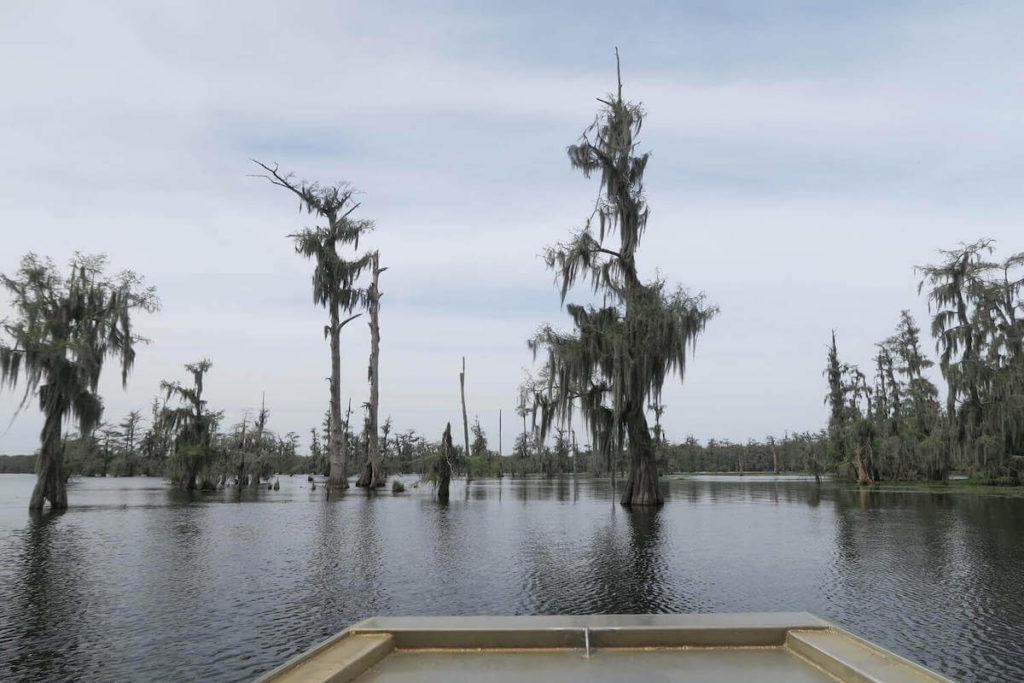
xmin=530 ymin=52 xmax=716 ymax=506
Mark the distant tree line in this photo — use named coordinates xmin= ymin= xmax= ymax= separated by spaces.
xmin=0 ymin=454 xmax=36 ymax=474
xmin=10 ymin=384 xmax=827 ymax=484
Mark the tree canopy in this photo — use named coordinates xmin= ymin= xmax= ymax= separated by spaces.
xmin=0 ymin=253 xmax=158 ymax=509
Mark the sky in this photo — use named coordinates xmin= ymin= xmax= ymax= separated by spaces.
xmin=2 ymin=0 xmax=1024 ymax=455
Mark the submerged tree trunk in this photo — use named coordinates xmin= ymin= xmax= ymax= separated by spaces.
xmin=338 ymin=398 xmax=352 ymax=487
xmin=235 ymin=417 xmax=247 ymax=487
xmin=571 ymin=429 xmax=578 ymax=475
xmin=460 ymin=357 xmax=471 ymax=484
xmin=608 ymin=438 xmax=616 ymax=490
xmin=437 ymin=423 xmax=453 ymax=502
xmin=30 ymin=408 xmax=68 ymax=510
xmin=251 ymin=396 xmax=266 ymax=487
xmin=621 ymin=410 xmax=663 ymax=506
xmin=358 ymin=253 xmax=385 ymax=488
xmin=853 ymin=444 xmax=872 ymax=485
xmin=497 ymin=409 xmax=503 ymax=478
xmin=327 ymin=306 xmax=348 ymax=489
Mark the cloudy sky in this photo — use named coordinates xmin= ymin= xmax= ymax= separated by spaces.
xmin=2 ymin=1 xmax=1023 ymax=454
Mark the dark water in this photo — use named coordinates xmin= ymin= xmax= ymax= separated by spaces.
xmin=1 ymin=474 xmax=1022 ymax=682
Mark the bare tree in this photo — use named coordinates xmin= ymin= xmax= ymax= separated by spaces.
xmin=357 ymin=251 xmax=387 ymax=487
xmin=460 ymin=356 xmax=471 ymax=483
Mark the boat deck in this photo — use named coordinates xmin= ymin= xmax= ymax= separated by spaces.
xmin=256 ymin=613 xmax=953 ymax=682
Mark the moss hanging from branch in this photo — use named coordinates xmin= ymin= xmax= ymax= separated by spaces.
xmin=529 ymin=50 xmax=717 ymax=506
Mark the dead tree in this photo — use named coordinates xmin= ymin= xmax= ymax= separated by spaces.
xmin=460 ymin=357 xmax=471 ymax=483
xmin=357 ymin=251 xmax=387 ymax=488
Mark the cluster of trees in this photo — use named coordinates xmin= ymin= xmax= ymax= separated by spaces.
xmin=826 ymin=240 xmax=1024 ymax=485
xmin=0 ymin=454 xmax=35 ymax=474
xmin=0 ymin=55 xmax=722 ymax=509
xmin=12 ymin=360 xmax=313 ymax=488
xmin=661 ymin=433 xmax=828 ymax=477
xmin=9 ymin=56 xmax=1022 ymax=512
xmin=252 ymin=161 xmax=389 ymax=491
xmin=510 ymin=374 xmax=828 ymax=482
xmin=0 ymin=56 xmax=837 ymax=512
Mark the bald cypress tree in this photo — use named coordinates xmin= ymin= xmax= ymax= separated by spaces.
xmin=356 ymin=251 xmax=387 ymax=488
xmin=824 ymin=332 xmax=875 ymax=484
xmin=253 ymin=161 xmax=373 ymax=490
xmin=1 ymin=253 xmax=158 ymax=509
xmin=161 ymin=359 xmax=221 ymax=490
xmin=918 ymin=239 xmax=1024 ymax=481
xmin=530 ymin=52 xmax=716 ymax=506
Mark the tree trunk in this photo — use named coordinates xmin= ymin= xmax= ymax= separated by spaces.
xmin=438 ymin=423 xmax=453 ymax=502
xmin=522 ymin=412 xmax=527 ymax=458
xmin=336 ymin=398 xmax=352 ymax=488
xmin=497 ymin=409 xmax=503 ymax=478
xmin=608 ymin=439 xmax=616 ymax=489
xmin=251 ymin=396 xmax=266 ymax=487
xmin=571 ymin=430 xmax=578 ymax=475
xmin=235 ymin=418 xmax=247 ymax=487
xmin=771 ymin=439 xmax=779 ymax=475
xmin=620 ymin=410 xmax=663 ymax=506
xmin=29 ymin=408 xmax=68 ymax=510
xmin=358 ymin=253 xmax=385 ymax=488
xmin=460 ymin=356 xmax=471 ymax=483
xmin=853 ymin=444 xmax=872 ymax=485
xmin=327 ymin=305 xmax=348 ymax=489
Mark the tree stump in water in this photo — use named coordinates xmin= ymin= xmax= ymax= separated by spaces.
xmin=434 ymin=423 xmax=454 ymax=502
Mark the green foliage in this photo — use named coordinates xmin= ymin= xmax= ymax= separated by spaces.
xmin=0 ymin=454 xmax=36 ymax=473
xmin=161 ymin=360 xmax=221 ymax=489
xmin=253 ymin=160 xmax=375 ymax=489
xmin=0 ymin=252 xmax=159 ymax=508
xmin=470 ymin=417 xmax=489 ymax=458
xmin=1 ymin=253 xmax=159 ymax=437
xmin=826 ymin=240 xmax=1024 ymax=484
xmin=659 ymin=432 xmax=827 ymax=473
xmin=252 ymin=160 xmax=374 ymax=317
xmin=918 ymin=240 xmax=1024 ymax=481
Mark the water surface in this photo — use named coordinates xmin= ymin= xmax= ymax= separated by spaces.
xmin=0 ymin=474 xmax=1021 ymax=682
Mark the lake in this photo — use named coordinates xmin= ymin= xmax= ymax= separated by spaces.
xmin=0 ymin=473 xmax=1022 ymax=682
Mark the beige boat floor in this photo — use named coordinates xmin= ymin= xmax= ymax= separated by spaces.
xmin=355 ymin=647 xmax=838 ymax=682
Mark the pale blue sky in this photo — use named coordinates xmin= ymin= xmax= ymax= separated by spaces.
xmin=2 ymin=0 xmax=1023 ymax=454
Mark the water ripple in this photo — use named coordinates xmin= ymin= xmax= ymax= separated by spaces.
xmin=0 ymin=475 xmax=1022 ymax=681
